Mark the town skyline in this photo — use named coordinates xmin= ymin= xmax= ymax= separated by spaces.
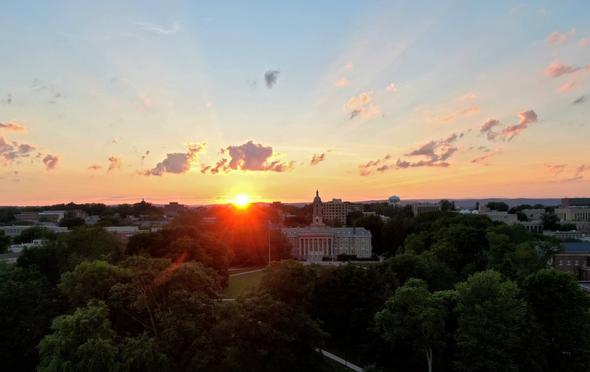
xmin=2 ymin=1 xmax=590 ymax=205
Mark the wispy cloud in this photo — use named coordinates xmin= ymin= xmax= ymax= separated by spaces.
xmin=107 ymin=156 xmax=122 ymax=172
xmin=386 ymin=83 xmax=397 ymax=93
xmin=580 ymin=38 xmax=590 ymax=48
xmin=556 ymin=81 xmax=577 ymax=94
xmin=335 ymin=78 xmax=350 ymax=88
xmin=134 ymin=21 xmax=180 ymax=35
xmin=344 ymin=92 xmax=380 ymax=120
xmin=0 ymin=122 xmax=26 ymax=132
xmin=547 ymin=29 xmax=575 ymax=45
xmin=480 ymin=110 xmax=538 ymax=141
xmin=572 ymin=95 xmax=587 ymax=105
xmin=544 ymin=62 xmax=590 ymax=78
xmin=310 ymin=151 xmax=330 ymax=166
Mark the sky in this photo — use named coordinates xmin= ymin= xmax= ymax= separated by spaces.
xmin=1 ymin=0 xmax=589 ymax=206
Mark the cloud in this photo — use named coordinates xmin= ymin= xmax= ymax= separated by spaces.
xmin=134 ymin=21 xmax=180 ymax=35
xmin=545 ymin=164 xmax=567 ymax=176
xmin=547 ymin=29 xmax=575 ymax=45
xmin=335 ymin=78 xmax=350 ymax=88
xmin=107 ymin=156 xmax=122 ymax=172
xmin=143 ymin=143 xmax=205 ymax=176
xmin=88 ymin=164 xmax=103 ymax=171
xmin=43 ymin=154 xmax=59 ymax=170
xmin=552 ymin=164 xmax=589 ymax=183
xmin=544 ymin=62 xmax=590 ymax=78
xmin=264 ymin=70 xmax=280 ymax=88
xmin=572 ymin=96 xmax=587 ymax=105
xmin=470 ymin=151 xmax=498 ymax=166
xmin=344 ymin=92 xmax=380 ymax=120
xmin=435 ymin=106 xmax=480 ymax=124
xmin=359 ymin=132 xmax=464 ymax=175
xmin=425 ymin=94 xmax=479 ymax=124
xmin=1 ymin=94 xmax=11 ymax=104
xmin=480 ymin=110 xmax=538 ymax=141
xmin=310 ymin=152 xmax=328 ymax=166
xmin=500 ymin=110 xmax=538 ymax=141
xmin=0 ymin=122 xmax=26 ymax=131
xmin=386 ymin=83 xmax=397 ymax=93
xmin=580 ymin=38 xmax=590 ymax=48
xmin=556 ymin=81 xmax=577 ymax=93
xmin=0 ymin=136 xmax=36 ymax=165
xmin=480 ymin=119 xmax=501 ymax=140
xmin=201 ymin=141 xmax=293 ymax=174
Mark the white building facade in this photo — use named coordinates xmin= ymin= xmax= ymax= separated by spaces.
xmin=281 ymin=191 xmax=372 ymax=261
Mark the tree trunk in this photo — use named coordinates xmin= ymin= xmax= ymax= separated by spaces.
xmin=425 ymin=347 xmax=433 ymax=372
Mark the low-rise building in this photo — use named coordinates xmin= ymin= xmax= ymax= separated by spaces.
xmin=14 ymin=212 xmax=39 ymax=223
xmin=411 ymin=203 xmax=441 ymax=217
xmin=555 ymin=207 xmax=590 ymax=222
xmin=104 ymin=226 xmax=141 ymax=239
xmin=553 ymin=242 xmax=590 ymax=281
xmin=544 ymin=230 xmax=587 ymax=240
xmin=482 ymin=211 xmax=518 ymax=225
xmin=38 ymin=211 xmax=65 ymax=223
xmin=8 ymin=239 xmax=45 ymax=253
xmin=0 ymin=225 xmax=69 ymax=237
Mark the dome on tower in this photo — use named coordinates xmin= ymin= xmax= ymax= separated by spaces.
xmin=313 ymin=190 xmax=322 ymax=204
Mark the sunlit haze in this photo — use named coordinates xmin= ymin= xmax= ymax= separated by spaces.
xmin=1 ymin=1 xmax=590 ymax=205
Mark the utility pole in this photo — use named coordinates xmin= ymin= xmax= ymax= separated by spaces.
xmin=268 ymin=220 xmax=271 ymax=265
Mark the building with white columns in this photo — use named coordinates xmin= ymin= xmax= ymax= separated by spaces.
xmin=281 ymin=190 xmax=372 ymax=261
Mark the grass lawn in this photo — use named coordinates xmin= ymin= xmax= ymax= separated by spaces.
xmin=223 ymin=268 xmax=266 ymax=299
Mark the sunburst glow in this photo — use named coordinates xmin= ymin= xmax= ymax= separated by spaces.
xmin=232 ymin=194 xmax=251 ymax=209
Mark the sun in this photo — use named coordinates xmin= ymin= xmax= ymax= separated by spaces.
xmin=232 ymin=194 xmax=251 ymax=209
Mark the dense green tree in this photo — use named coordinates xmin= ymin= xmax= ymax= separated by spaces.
xmin=58 ymin=227 xmax=124 ymax=272
xmin=0 ymin=263 xmax=63 ymax=372
xmin=522 ymin=269 xmax=590 ymax=371
xmin=59 ymin=260 xmax=129 ymax=306
xmin=439 ymin=199 xmax=455 ymax=212
xmin=486 ymin=202 xmax=509 ymax=212
xmin=0 ymin=230 xmax=10 ymax=253
xmin=375 ymin=279 xmax=448 ymax=372
xmin=312 ymin=264 xmax=397 ymax=360
xmin=259 ymin=260 xmax=318 ymax=310
xmin=16 ymin=243 xmax=62 ymax=285
xmin=453 ymin=271 xmax=525 ymax=372
xmin=542 ymin=212 xmax=560 ymax=230
xmin=219 ymin=291 xmax=326 ymax=372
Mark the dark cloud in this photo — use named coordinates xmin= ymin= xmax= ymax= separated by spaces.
xmin=43 ymin=154 xmax=59 ymax=170
xmin=480 ymin=110 xmax=538 ymax=141
xmin=572 ymin=95 xmax=587 ymax=105
xmin=201 ymin=140 xmax=293 ymax=174
xmin=143 ymin=144 xmax=204 ymax=176
xmin=264 ymin=70 xmax=280 ymax=88
xmin=0 ymin=122 xmax=26 ymax=131
xmin=310 ymin=152 xmax=328 ymax=166
xmin=88 ymin=164 xmax=103 ymax=171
